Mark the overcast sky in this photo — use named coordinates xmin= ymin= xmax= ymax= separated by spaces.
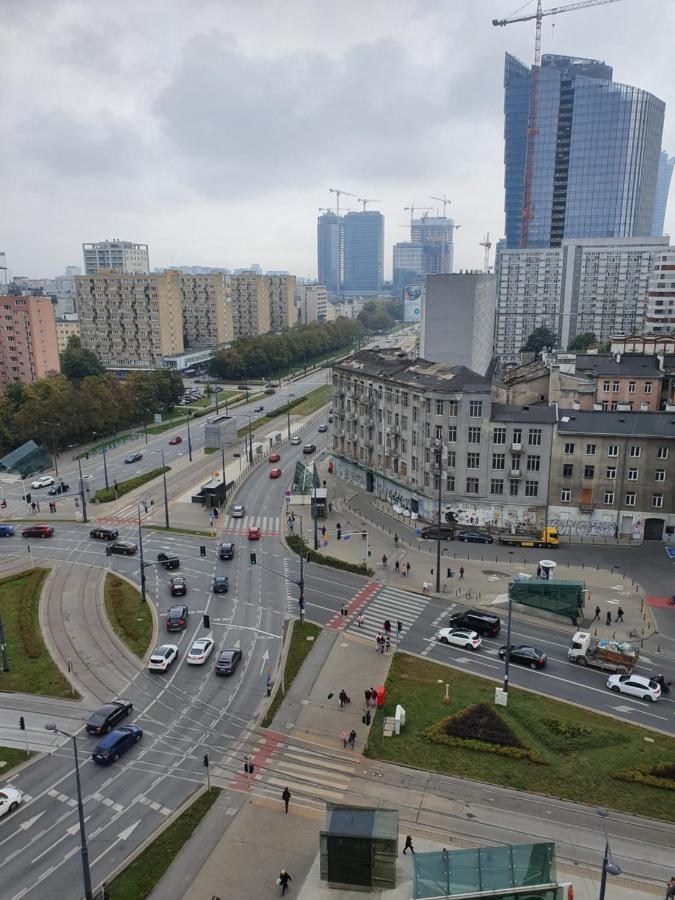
xmin=2 ymin=0 xmax=674 ymax=280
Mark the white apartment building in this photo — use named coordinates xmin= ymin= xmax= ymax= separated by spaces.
xmin=645 ymin=246 xmax=675 ymax=333
xmin=294 ymin=284 xmax=335 ymax=324
xmin=82 ymin=240 xmax=150 ymax=275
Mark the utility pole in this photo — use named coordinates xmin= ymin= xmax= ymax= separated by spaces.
xmin=434 ymin=442 xmax=443 ymax=594
xmin=76 ymin=456 xmax=88 ymax=524
xmin=137 ymin=502 xmax=148 ymax=603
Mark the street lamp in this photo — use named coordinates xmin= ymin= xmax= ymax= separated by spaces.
xmin=597 ymin=808 xmax=622 ymax=900
xmin=44 ymin=724 xmax=93 ymax=900
xmin=68 ymin=446 xmax=89 ymax=524
xmin=137 ymin=500 xmax=151 ymax=602
xmin=220 ymin=441 xmax=228 ymax=505
xmin=286 ymin=392 xmax=295 ymax=440
xmin=434 ymin=440 xmax=443 ymax=593
xmin=91 ymin=432 xmax=109 ymax=490
xmin=186 ymin=411 xmax=193 ymax=462
xmin=142 ymin=408 xmax=150 ymax=445
xmin=154 ymin=449 xmax=170 ymax=529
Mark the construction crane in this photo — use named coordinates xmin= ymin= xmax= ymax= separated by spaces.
xmin=318 ymin=207 xmax=335 ymax=215
xmin=328 ymin=187 xmax=356 ymax=219
xmin=480 ymin=233 xmax=492 ymax=273
xmin=404 ymin=205 xmax=433 ymax=231
xmin=356 ymin=197 xmax=380 ymax=211
xmin=430 ymin=194 xmax=451 ymax=217
xmin=493 ymin=0 xmax=623 ymax=247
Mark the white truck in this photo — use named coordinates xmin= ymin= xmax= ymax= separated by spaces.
xmin=568 ymin=631 xmax=639 ymax=674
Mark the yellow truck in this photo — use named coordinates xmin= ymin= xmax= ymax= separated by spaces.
xmin=498 ymin=526 xmax=559 ymax=548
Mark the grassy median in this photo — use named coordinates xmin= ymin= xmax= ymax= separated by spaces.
xmin=0 ymin=745 xmax=32 ymax=773
xmin=0 ymin=568 xmax=76 ymax=698
xmin=103 ymin=573 xmax=153 ymax=659
xmin=366 ymin=652 xmax=675 ymax=822
xmin=262 ymin=621 xmax=322 ymax=727
xmin=94 ymin=466 xmax=171 ymax=503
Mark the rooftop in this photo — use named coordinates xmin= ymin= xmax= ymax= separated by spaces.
xmin=492 ymin=403 xmax=557 ymax=424
xmin=334 ymin=350 xmax=490 ymax=393
xmin=574 ymin=353 xmax=663 ymax=378
xmin=558 ymin=409 xmax=675 ymax=438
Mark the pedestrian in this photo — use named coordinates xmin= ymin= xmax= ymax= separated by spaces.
xmin=339 ymin=688 xmax=349 ymax=708
xmin=385 ymin=636 xmax=391 ymax=653
xmin=278 ymin=869 xmax=292 ymax=896
xmin=402 ymin=835 xmax=415 ymax=855
xmin=282 ymin=786 xmax=291 ymax=813
xmin=593 ymin=605 xmax=601 ymax=621
xmin=381 ymin=553 xmax=388 ymax=567
xmin=348 ymin=729 xmax=356 ymax=749
xmin=30 ymin=501 xmax=36 ymax=514
xmin=394 ymin=533 xmax=399 ymax=546
xmin=401 ymin=561 xmax=407 ymax=576
xmin=397 ymin=620 xmax=403 ymax=637
xmin=341 ymin=728 xmax=349 ymax=749
xmin=666 ymin=876 xmax=675 ymax=900
xmin=395 ymin=560 xmax=400 ymax=573
xmin=384 ymin=619 xmax=391 ymax=634
xmin=364 ymin=688 xmax=371 ymax=706
xmin=459 ymin=565 xmax=464 ymax=580
xmin=616 ymin=607 xmax=624 ymax=623
xmin=357 ymin=613 xmax=365 ymax=628
xmin=328 ymin=502 xmax=333 ymax=513
xmin=405 ymin=561 xmax=411 ymax=575
xmin=605 ymin=610 xmax=612 ymax=627
xmin=321 ymin=525 xmax=326 ymax=538
xmin=36 ymin=500 xmax=40 ymax=512
xmin=375 ymin=633 xmax=382 ymax=652
xmin=370 ymin=687 xmax=377 ymax=707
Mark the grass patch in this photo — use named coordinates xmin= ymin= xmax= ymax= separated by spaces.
xmin=234 ymin=384 xmax=331 ymax=438
xmin=94 ymin=466 xmax=170 ymax=503
xmin=103 ymin=573 xmax=153 ymax=659
xmin=106 ymin=788 xmax=221 ymax=900
xmin=261 ymin=621 xmax=322 ymax=728
xmin=366 ymin=653 xmax=675 ymax=822
xmin=0 ymin=745 xmax=32 ymax=773
xmin=0 ymin=568 xmax=77 ymax=698
xmin=286 ymin=533 xmax=373 ymax=577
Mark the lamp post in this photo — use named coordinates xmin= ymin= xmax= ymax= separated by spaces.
xmin=92 ymin=432 xmax=109 ymax=490
xmin=137 ymin=501 xmax=149 ymax=603
xmin=597 ymin=808 xmax=622 ymax=900
xmin=41 ymin=421 xmax=60 ymax=479
xmin=313 ymin=479 xmax=319 ymax=550
xmin=286 ymin=392 xmax=295 ymax=440
xmin=434 ymin=440 xmax=443 ymax=593
xmin=246 ymin=415 xmax=253 ymax=463
xmin=220 ymin=442 xmax=228 ymax=504
xmin=67 ymin=451 xmax=89 ymax=524
xmin=186 ymin=411 xmax=193 ymax=462
xmin=142 ymin=408 xmax=149 ymax=445
xmin=44 ymin=725 xmax=93 ymax=900
xmin=154 ymin=449 xmax=170 ymax=529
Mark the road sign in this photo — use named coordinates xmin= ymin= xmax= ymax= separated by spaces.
xmin=284 ymin=490 xmax=291 ymax=496
xmin=666 ymin=546 xmax=675 ymax=560
xmin=415 ymin=528 xmax=422 ymax=536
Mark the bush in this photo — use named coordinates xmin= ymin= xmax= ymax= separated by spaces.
xmin=614 ymin=763 xmax=675 ymax=791
xmin=285 ymin=533 xmax=373 ymax=577
xmin=95 ymin=466 xmax=170 ymax=503
xmin=426 ymin=703 xmax=547 ymax=764
xmin=530 ymin=716 xmax=620 ymax=754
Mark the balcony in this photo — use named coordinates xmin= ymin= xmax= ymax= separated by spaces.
xmin=509 ymin=469 xmax=522 ymax=478
xmin=511 ymin=442 xmax=522 ymax=453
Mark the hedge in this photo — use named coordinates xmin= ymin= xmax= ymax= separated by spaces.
xmin=614 ymin=763 xmax=675 ymax=791
xmin=426 ymin=704 xmax=547 ymax=764
xmin=94 ymin=466 xmax=170 ymax=503
xmin=285 ymin=533 xmax=373 ymax=577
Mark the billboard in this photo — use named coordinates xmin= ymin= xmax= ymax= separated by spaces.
xmin=404 ymin=285 xmax=423 ymax=322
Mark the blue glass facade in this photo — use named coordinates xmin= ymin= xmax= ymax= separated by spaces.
xmin=343 ymin=211 xmax=384 ymax=293
xmin=651 ymin=150 xmax=675 ymax=236
xmin=317 ymin=212 xmax=342 ymax=294
xmin=504 ymin=53 xmax=665 ymax=249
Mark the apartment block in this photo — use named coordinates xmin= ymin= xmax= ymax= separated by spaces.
xmin=268 ymin=274 xmax=296 ymax=333
xmin=55 ymin=315 xmax=80 ymax=352
xmin=82 ymin=240 xmax=150 ymax=275
xmin=0 ymin=295 xmax=60 ymax=387
xmin=645 ymin=246 xmax=675 ymax=334
xmin=175 ymin=271 xmax=233 ymax=348
xmin=230 ymin=271 xmax=271 ymax=338
xmin=294 ymin=284 xmax=336 ymax=324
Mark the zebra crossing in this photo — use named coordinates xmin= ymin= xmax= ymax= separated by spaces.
xmin=345 ymin=584 xmax=429 ymax=643
xmin=222 ymin=515 xmax=280 ymax=536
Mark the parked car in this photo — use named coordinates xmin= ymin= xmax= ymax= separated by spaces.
xmin=0 ymin=787 xmax=23 ymax=818
xmin=317 ymin=424 xmax=328 ymax=433
xmin=21 ymin=525 xmax=54 ymax=538
xmin=269 ymin=468 xmax=282 ymax=479
xmin=214 ymin=648 xmax=242 ymax=676
xmin=124 ymin=452 xmax=143 ymax=464
xmin=166 ymin=603 xmax=188 ymax=631
xmin=92 ymin=725 xmax=142 ymax=765
xmin=237 ymin=383 xmax=249 ymax=390
xmin=187 ymin=637 xmax=215 ymax=665
xmin=420 ymin=524 xmax=456 ymax=541
xmin=109 ymin=540 xmax=137 ymax=556
xmin=212 ymin=576 xmax=229 ymax=594
xmin=303 ymin=443 xmax=316 ymax=454
xmin=436 ymin=628 xmax=482 ymax=650
xmin=253 ymin=405 xmax=264 ymax=413
xmin=0 ymin=525 xmax=15 ymax=537
xmin=457 ymin=530 xmax=493 ymax=544
xmin=147 ymin=644 xmax=179 ymax=672
xmin=231 ymin=504 xmax=245 ymax=518
xmin=448 ymin=610 xmax=501 ymax=637
xmin=90 ymin=527 xmax=119 ymax=541
xmin=31 ymin=475 xmax=54 ymax=489
xmin=269 ymin=453 xmax=281 ymax=463
xmin=47 ymin=482 xmax=69 ymax=495
xmin=247 ymin=526 xmax=261 ymax=540
xmin=168 ymin=436 xmax=182 ymax=445
xmin=219 ymin=542 xmax=235 ymax=560
xmin=290 ymin=436 xmax=301 ymax=445
xmin=607 ymin=673 xmax=661 ymax=702
xmin=86 ymin=700 xmax=134 ymax=736
xmin=498 ymin=645 xmax=547 ymax=669
xmin=169 ymin=576 xmax=187 ymax=597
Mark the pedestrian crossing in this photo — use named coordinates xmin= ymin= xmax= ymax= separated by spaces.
xmin=345 ymin=584 xmax=429 ymax=643
xmin=222 ymin=515 xmax=280 ymax=536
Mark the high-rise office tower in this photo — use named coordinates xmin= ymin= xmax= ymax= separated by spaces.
xmin=504 ymin=53 xmax=665 ymax=249
xmin=392 ymin=243 xmax=423 ymax=292
xmin=652 ymin=151 xmax=675 ymax=236
xmin=317 ymin=212 xmax=342 ymax=294
xmin=82 ymin=240 xmax=150 ymax=275
xmin=412 ymin=216 xmax=454 ymax=275
xmin=342 ymin=211 xmax=384 ymax=293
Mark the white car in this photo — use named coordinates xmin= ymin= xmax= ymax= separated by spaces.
xmin=0 ymin=787 xmax=23 ymax=817
xmin=435 ymin=628 xmax=482 ymax=651
xmin=31 ymin=475 xmax=54 ymax=489
xmin=290 ymin=436 xmax=301 ymax=445
xmin=147 ymin=644 xmax=179 ymax=672
xmin=607 ymin=673 xmax=661 ymax=702
xmin=231 ymin=504 xmax=245 ymax=518
xmin=187 ymin=637 xmax=215 ymax=665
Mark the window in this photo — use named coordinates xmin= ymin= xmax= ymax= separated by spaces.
xmin=607 ymin=445 xmax=618 ymax=457
xmin=435 ymin=425 xmax=443 ymax=441
xmin=625 ymin=492 xmax=636 ymax=507
xmin=467 ymin=452 xmax=480 ymax=469
xmin=602 ymin=380 xmax=610 ymax=392
xmin=493 ymin=427 xmax=506 ymax=445
xmin=512 ymin=428 xmax=522 ymax=445
xmin=562 ymin=464 xmax=573 ymax=478
xmin=424 ymin=473 xmax=430 ymax=487
xmin=655 ymin=470 xmax=665 ymax=482
xmin=509 ymin=479 xmax=519 ymax=496
xmin=401 ymin=415 xmax=408 ymax=430
xmin=468 ymin=426 xmax=481 ymax=443
xmin=528 ymin=428 xmax=542 ymax=446
xmin=490 ymin=478 xmax=504 ymax=495
xmin=466 ymin=477 xmax=479 ymax=494
xmin=448 ymin=426 xmax=457 ymax=443
xmin=612 ymin=381 xmax=620 ymax=393
xmin=401 ymin=392 xmax=409 ymax=408
xmin=652 ymin=494 xmax=663 ymax=509
xmin=629 ymin=446 xmax=641 ymax=458
xmin=606 ymin=466 xmax=616 ymax=479
xmin=564 ymin=443 xmax=575 ymax=455
xmin=447 ymin=400 xmax=458 ymax=416
xmin=446 ymin=475 xmax=455 ymax=491
xmin=627 ymin=468 xmax=638 ymax=481
xmin=603 ymin=490 xmax=614 ymax=504
xmin=425 ymin=398 xmax=431 ymax=414
xmin=525 ymin=480 xmax=538 ymax=497
xmin=628 ymin=381 xmax=636 ymax=394
xmin=447 ymin=450 xmax=456 ymax=467
xmin=585 ymin=443 xmax=596 ymax=455
xmin=644 ymin=382 xmax=652 ymax=394
xmin=657 ymin=447 xmax=669 ymax=460
xmin=584 ymin=465 xmax=595 ymax=479
xmin=526 ymin=455 xmax=540 ymax=472
xmin=435 ymin=399 xmax=444 ymax=415
xmin=469 ymin=400 xmax=483 ymax=418
xmin=492 ymin=453 xmax=505 ymax=470
xmin=560 ymin=489 xmax=571 ymax=503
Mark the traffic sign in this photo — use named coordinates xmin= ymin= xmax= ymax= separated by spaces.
xmin=415 ymin=528 xmax=422 ymax=536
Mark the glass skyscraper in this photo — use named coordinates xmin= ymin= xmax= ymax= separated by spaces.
xmin=504 ymin=53 xmax=665 ymax=249
xmin=342 ymin=211 xmax=384 ymax=293
xmin=317 ymin=212 xmax=342 ymax=294
xmin=651 ymin=150 xmax=675 ymax=236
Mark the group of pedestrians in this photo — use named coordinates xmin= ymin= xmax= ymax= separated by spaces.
xmin=29 ymin=500 xmax=41 ymax=514
xmin=374 ymin=632 xmax=391 ymax=654
xmin=593 ymin=605 xmax=625 ymax=625
xmin=364 ymin=686 xmax=377 ymax=707
xmin=340 ymin=728 xmax=357 ymax=749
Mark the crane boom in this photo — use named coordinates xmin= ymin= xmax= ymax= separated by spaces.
xmin=493 ymin=0 xmax=621 ymax=28
xmin=430 ymin=194 xmax=451 ymax=217
xmin=357 ymin=197 xmax=380 ymax=211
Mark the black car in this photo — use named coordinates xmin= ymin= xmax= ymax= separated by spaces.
xmin=214 ymin=648 xmax=242 ymax=676
xmin=169 ymin=576 xmax=187 ymax=596
xmin=219 ymin=542 xmax=234 ymax=560
xmin=457 ymin=530 xmax=493 ymax=544
xmin=253 ymin=405 xmax=264 ymax=413
xmin=92 ymin=725 xmax=142 ymax=765
xmin=449 ymin=609 xmax=501 ymax=637
xmin=166 ymin=603 xmax=188 ymax=631
xmin=420 ymin=524 xmax=456 ymax=540
xmin=157 ymin=551 xmax=180 ymax=569
xmin=90 ymin=527 xmax=119 ymax=541
xmin=212 ymin=576 xmax=229 ymax=594
xmin=47 ymin=482 xmax=70 ymax=496
xmin=498 ymin=645 xmax=547 ymax=669
xmin=302 ymin=443 xmax=316 ymax=454
xmin=237 ymin=384 xmax=249 ymax=390
xmin=109 ymin=540 xmax=137 ymax=556
xmin=86 ymin=699 xmax=133 ymax=736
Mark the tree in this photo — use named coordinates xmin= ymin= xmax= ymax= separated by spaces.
xmin=568 ymin=332 xmax=598 ymax=352
xmin=60 ymin=336 xmax=105 ymax=381
xmin=521 ymin=327 xmax=557 ymax=356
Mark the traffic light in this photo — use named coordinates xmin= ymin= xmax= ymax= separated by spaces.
xmin=203 ymin=753 xmax=209 ymax=768
xmin=250 ymin=552 xmax=257 ymax=565
xmin=25 ymin=493 xmax=31 ymax=504
xmin=200 ymin=545 xmax=206 ymax=557
xmin=203 ymin=614 xmax=210 ymax=629
xmin=19 ymin=716 xmax=25 ymax=731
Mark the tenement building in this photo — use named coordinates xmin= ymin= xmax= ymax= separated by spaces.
xmin=332 ymin=350 xmax=554 ymax=528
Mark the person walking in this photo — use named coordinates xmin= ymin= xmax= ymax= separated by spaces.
xmin=605 ymin=610 xmax=612 ymax=627
xmin=364 ymin=688 xmax=371 ymax=706
xmin=278 ymin=869 xmax=292 ymax=896
xmin=357 ymin=613 xmax=365 ymax=628
xmin=459 ymin=565 xmax=464 ymax=581
xmin=395 ymin=560 xmax=400 ymax=573
xmin=665 ymin=876 xmax=675 ymax=900
xmin=385 ymin=635 xmax=391 ymax=653
xmin=348 ymin=729 xmax=357 ymax=749
xmin=402 ymin=835 xmax=415 ymax=855
xmin=384 ymin=619 xmax=391 ymax=635
xmin=616 ymin=606 xmax=624 ymax=623
xmin=282 ymin=787 xmax=291 ymax=814
xmin=394 ymin=533 xmax=399 ymax=546
xmin=370 ymin=687 xmax=377 ymax=708
xmin=381 ymin=553 xmax=388 ymax=568
xmin=593 ymin=605 xmax=601 ymax=621
xmin=405 ymin=561 xmax=411 ymax=576
xmin=397 ymin=621 xmax=403 ymax=638
xmin=375 ymin=633 xmax=382 ymax=652
xmin=401 ymin=561 xmax=407 ymax=576
xmin=339 ymin=688 xmax=349 ymax=708
xmin=341 ymin=728 xmax=349 ymax=749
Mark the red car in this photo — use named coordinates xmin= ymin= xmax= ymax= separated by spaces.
xmin=22 ymin=525 xmax=54 ymax=538
xmin=268 ymin=453 xmax=281 ymax=463
xmin=247 ymin=526 xmax=261 ymax=540
xmin=168 ymin=436 xmax=182 ymax=445
xmin=269 ymin=468 xmax=282 ymax=479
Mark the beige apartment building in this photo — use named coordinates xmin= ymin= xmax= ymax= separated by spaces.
xmin=0 ymin=294 xmax=60 ymax=387
xmin=173 ymin=271 xmax=233 ymax=348
xmin=231 ymin=271 xmax=270 ymax=338
xmin=294 ymin=284 xmax=336 ymax=323
xmin=55 ymin=315 xmax=80 ymax=352
xmin=268 ymin=274 xmax=296 ymax=333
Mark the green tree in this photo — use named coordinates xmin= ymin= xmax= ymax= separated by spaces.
xmin=60 ymin=336 xmax=105 ymax=381
xmin=521 ymin=327 xmax=557 ymax=356
xmin=568 ymin=332 xmax=598 ymax=352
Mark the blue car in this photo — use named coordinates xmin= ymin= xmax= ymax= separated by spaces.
xmin=457 ymin=530 xmax=493 ymax=544
xmin=0 ymin=524 xmax=15 ymax=537
xmin=92 ymin=724 xmax=142 ymax=765
xmin=124 ymin=452 xmax=143 ymax=464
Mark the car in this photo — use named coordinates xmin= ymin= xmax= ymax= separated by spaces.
xmin=219 ymin=542 xmax=235 ymax=560
xmin=214 ymin=648 xmax=242 ymax=676
xmin=147 ymin=644 xmax=179 ymax=671
xmin=457 ymin=530 xmax=494 ymax=544
xmin=0 ymin=787 xmax=23 ymax=818
xmin=247 ymin=526 xmax=261 ymax=540
xmin=169 ymin=576 xmax=187 ymax=597
xmin=109 ymin=540 xmax=137 ymax=555
xmin=290 ymin=436 xmax=301 ymax=445
xmin=124 ymin=452 xmax=143 ymax=464
xmin=420 ymin=524 xmax=456 ymax=541
xmin=92 ymin=725 xmax=142 ymax=765
xmin=187 ymin=637 xmax=215 ymax=665
xmin=90 ymin=527 xmax=119 ymax=541
xmin=317 ymin=424 xmax=328 ymax=433
xmin=31 ymin=475 xmax=54 ymax=489
xmin=449 ymin=610 xmax=501 ymax=637
xmin=159 ymin=553 xmax=180 ymax=570
xmin=237 ymin=383 xmax=249 ymax=390
xmin=607 ymin=673 xmax=661 ymax=702
xmin=269 ymin=468 xmax=282 ymax=479
xmin=212 ymin=575 xmax=229 ymax=594
xmin=328 ymin=415 xmax=333 ymax=423
xmin=303 ymin=443 xmax=316 ymax=454
xmin=436 ymin=628 xmax=482 ymax=650
xmin=0 ymin=525 xmax=15 ymax=537
xmin=269 ymin=453 xmax=281 ymax=463
xmin=166 ymin=603 xmax=188 ymax=630
xmin=47 ymin=482 xmax=70 ymax=495
xmin=21 ymin=524 xmax=54 ymax=538
xmin=231 ymin=504 xmax=245 ymax=518
xmin=86 ymin=700 xmax=134 ymax=735
xmin=253 ymin=405 xmax=264 ymax=413
xmin=168 ymin=436 xmax=183 ymax=445
xmin=498 ymin=645 xmax=547 ymax=669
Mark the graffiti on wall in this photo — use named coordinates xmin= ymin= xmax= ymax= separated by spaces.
xmin=333 ymin=458 xmax=367 ymax=490
xmin=547 ymin=518 xmax=616 ymax=538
